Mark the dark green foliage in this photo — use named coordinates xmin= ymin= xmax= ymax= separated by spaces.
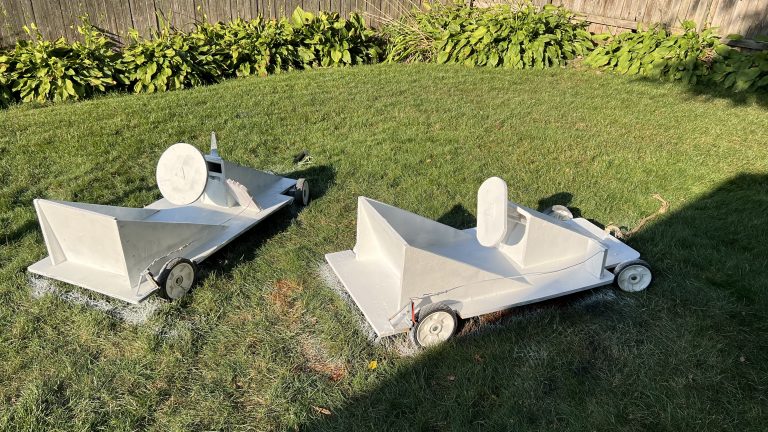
xmin=585 ymin=22 xmax=720 ymax=85
xmin=118 ymin=22 xmax=220 ymax=93
xmin=709 ymin=45 xmax=768 ymax=91
xmin=194 ymin=17 xmax=300 ymax=78
xmin=1 ymin=5 xmax=765 ymax=107
xmin=0 ymin=66 xmax=12 ymax=108
xmin=384 ymin=3 xmax=594 ymax=68
xmin=0 ymin=9 xmax=382 ymax=106
xmin=586 ymin=21 xmax=768 ymax=91
xmin=1 ymin=21 xmax=122 ymax=103
xmin=291 ymin=8 xmax=382 ymax=67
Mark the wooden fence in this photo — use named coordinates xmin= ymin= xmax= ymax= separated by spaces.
xmin=1 ymin=0 xmax=766 ymax=47
xmin=0 ymin=0 xmax=418 ymax=46
xmin=530 ymin=0 xmax=768 ymax=47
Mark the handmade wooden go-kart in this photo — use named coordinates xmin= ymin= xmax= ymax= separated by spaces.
xmin=326 ymin=177 xmax=651 ymax=347
xmin=29 ymin=134 xmax=309 ymax=303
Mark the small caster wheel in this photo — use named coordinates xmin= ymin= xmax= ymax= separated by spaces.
xmin=157 ymin=257 xmax=197 ymax=300
xmin=409 ymin=303 xmax=459 ymax=348
xmin=544 ymin=205 xmax=573 ymax=221
xmin=294 ymin=178 xmax=310 ymax=206
xmin=614 ymin=259 xmax=652 ymax=292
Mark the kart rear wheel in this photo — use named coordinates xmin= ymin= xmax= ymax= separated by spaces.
xmin=294 ymin=178 xmax=310 ymax=206
xmin=409 ymin=303 xmax=459 ymax=348
xmin=614 ymin=259 xmax=652 ymax=292
xmin=157 ymin=257 xmax=197 ymax=300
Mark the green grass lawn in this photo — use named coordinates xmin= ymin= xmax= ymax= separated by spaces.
xmin=1 ymin=63 xmax=767 ymax=431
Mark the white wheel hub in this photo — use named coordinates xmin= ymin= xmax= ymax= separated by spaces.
xmin=547 ymin=205 xmax=573 ymax=221
xmin=617 ymin=264 xmax=652 ymax=292
xmin=416 ymin=311 xmax=456 ymax=347
xmin=166 ymin=262 xmax=195 ymax=299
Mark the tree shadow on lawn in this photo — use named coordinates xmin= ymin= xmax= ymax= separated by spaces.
xmin=302 ymin=173 xmax=768 ymax=431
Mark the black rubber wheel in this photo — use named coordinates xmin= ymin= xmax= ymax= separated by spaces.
xmin=544 ymin=205 xmax=573 ymax=221
xmin=294 ymin=178 xmax=310 ymax=206
xmin=156 ymin=257 xmax=197 ymax=300
xmin=613 ymin=259 xmax=653 ymax=292
xmin=409 ymin=303 xmax=459 ymax=348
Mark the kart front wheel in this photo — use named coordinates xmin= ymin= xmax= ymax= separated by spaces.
xmin=157 ymin=257 xmax=197 ymax=300
xmin=409 ymin=303 xmax=459 ymax=348
xmin=614 ymin=259 xmax=653 ymax=292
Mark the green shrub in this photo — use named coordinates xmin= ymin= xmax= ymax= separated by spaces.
xmin=384 ymin=3 xmax=594 ymax=68
xmin=382 ymin=3 xmax=459 ymax=63
xmin=0 ymin=64 xmax=12 ymax=108
xmin=194 ymin=17 xmax=300 ymax=78
xmin=1 ymin=5 xmax=764 ymax=108
xmin=586 ymin=22 xmax=768 ymax=91
xmin=291 ymin=8 xmax=382 ymax=67
xmin=0 ymin=8 xmax=383 ymax=103
xmin=585 ymin=21 xmax=720 ymax=85
xmin=1 ymin=22 xmax=122 ymax=103
xmin=709 ymin=45 xmax=768 ymax=92
xmin=118 ymin=19 xmax=222 ymax=93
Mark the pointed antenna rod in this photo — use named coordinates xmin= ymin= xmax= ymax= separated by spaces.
xmin=210 ymin=131 xmax=219 ymax=158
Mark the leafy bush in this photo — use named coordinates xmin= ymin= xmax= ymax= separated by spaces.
xmin=384 ymin=3 xmax=594 ymax=68
xmin=709 ymin=45 xmax=768 ymax=91
xmin=118 ymin=19 xmax=221 ymax=93
xmin=1 ymin=5 xmax=765 ymax=108
xmin=382 ymin=3 xmax=461 ymax=63
xmin=586 ymin=21 xmax=768 ymax=91
xmin=190 ymin=9 xmax=381 ymax=79
xmin=0 ymin=65 xmax=12 ymax=108
xmin=292 ymin=8 xmax=382 ymax=67
xmin=585 ymin=21 xmax=720 ymax=85
xmin=194 ymin=17 xmax=300 ymax=78
xmin=1 ymin=22 xmax=122 ymax=103
xmin=0 ymin=9 xmax=383 ymax=105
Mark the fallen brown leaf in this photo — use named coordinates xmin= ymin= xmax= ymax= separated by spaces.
xmin=312 ymin=406 xmax=332 ymax=416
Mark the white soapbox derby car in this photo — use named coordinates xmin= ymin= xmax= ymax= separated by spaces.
xmin=28 ymin=134 xmax=309 ymax=303
xmin=326 ymin=177 xmax=652 ymax=347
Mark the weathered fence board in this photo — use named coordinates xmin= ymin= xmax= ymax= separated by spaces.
xmin=1 ymin=0 xmax=766 ymax=47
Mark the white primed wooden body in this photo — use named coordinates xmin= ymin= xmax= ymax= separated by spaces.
xmin=326 ymin=177 xmax=641 ymax=337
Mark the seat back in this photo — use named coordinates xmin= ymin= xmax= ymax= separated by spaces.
xmin=477 ymin=177 xmax=510 ymax=247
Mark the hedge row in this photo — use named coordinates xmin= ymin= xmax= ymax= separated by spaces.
xmin=1 ymin=4 xmax=766 ymax=108
xmin=586 ymin=21 xmax=768 ymax=92
xmin=0 ymin=8 xmax=381 ymax=106
xmin=383 ymin=4 xmax=594 ymax=67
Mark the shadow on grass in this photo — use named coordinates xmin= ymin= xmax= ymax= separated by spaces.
xmin=3 ymin=219 xmax=38 ymax=245
xmin=536 ymin=192 xmax=584 ymax=219
xmin=302 ymin=173 xmax=768 ymax=431
xmin=626 ymin=50 xmax=768 ymax=110
xmin=680 ymin=81 xmax=768 ymax=110
xmin=436 ymin=204 xmax=476 ymax=230
xmin=201 ymin=164 xmax=336 ymax=278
